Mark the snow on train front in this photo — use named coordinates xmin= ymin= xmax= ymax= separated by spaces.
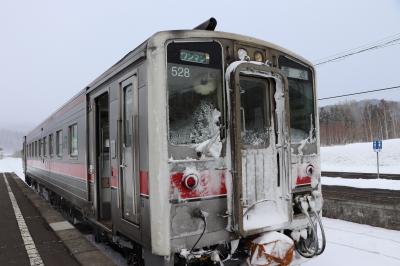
xmin=150 ymin=30 xmax=325 ymax=264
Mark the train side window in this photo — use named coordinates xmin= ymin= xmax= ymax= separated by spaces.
xmin=69 ymin=124 xmax=78 ymax=157
xmin=38 ymin=139 xmax=42 ymax=157
xmin=43 ymin=137 xmax=47 ymax=157
xmin=49 ymin=134 xmax=54 ymax=157
xmin=56 ymin=130 xmax=63 ymax=157
xmin=35 ymin=141 xmax=38 ymax=157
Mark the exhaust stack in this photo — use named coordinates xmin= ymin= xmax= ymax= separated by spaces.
xmin=193 ymin=17 xmax=217 ymax=31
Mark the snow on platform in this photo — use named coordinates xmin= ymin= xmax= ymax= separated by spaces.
xmin=302 ymin=217 xmax=400 ymax=266
xmin=322 ymin=176 xmax=400 ymax=190
xmin=321 ymin=138 xmax=400 ymax=174
xmin=0 ymin=157 xmax=24 ymax=180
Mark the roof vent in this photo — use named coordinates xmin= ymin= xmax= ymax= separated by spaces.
xmin=193 ymin=17 xmax=217 ymax=31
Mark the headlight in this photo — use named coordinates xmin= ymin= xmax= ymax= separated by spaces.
xmin=306 ymin=164 xmax=315 ymax=176
xmin=237 ymin=48 xmax=248 ymax=61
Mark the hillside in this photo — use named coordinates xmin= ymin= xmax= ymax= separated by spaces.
xmin=319 ymin=99 xmax=400 ymax=146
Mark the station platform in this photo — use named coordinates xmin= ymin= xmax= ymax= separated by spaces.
xmin=0 ymin=172 xmax=114 ymax=266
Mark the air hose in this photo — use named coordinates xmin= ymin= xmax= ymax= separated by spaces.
xmin=294 ymin=195 xmax=326 ymax=258
xmin=311 ymin=208 xmax=326 ymax=255
xmin=190 ymin=209 xmax=208 ymax=253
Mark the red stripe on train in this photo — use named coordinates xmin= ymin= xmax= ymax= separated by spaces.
xmin=296 ymin=176 xmax=312 ymax=186
xmin=27 ymin=159 xmax=86 ymax=180
xmin=27 ymin=159 xmax=149 ymax=195
xmin=110 ymin=176 xmax=118 ymax=188
xmin=170 ymin=170 xmax=227 ymax=199
xmin=140 ymin=171 xmax=149 ymax=196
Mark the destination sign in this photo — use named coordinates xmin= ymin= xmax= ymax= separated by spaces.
xmin=281 ymin=66 xmax=309 ymax=80
xmin=180 ymin=50 xmax=210 ymax=64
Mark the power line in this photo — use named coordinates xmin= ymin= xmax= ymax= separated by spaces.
xmin=314 ymin=33 xmax=400 ymax=66
xmin=315 ymin=32 xmax=400 ymax=62
xmin=318 ymin=85 xmax=400 ymax=101
xmin=315 ymin=38 xmax=400 ymax=66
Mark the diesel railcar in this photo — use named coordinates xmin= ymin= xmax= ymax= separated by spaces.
xmin=23 ymin=18 xmax=325 ymax=265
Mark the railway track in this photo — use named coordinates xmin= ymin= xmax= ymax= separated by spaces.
xmin=321 ymin=171 xmax=400 ymax=180
xmin=322 ymin=185 xmax=400 ymax=205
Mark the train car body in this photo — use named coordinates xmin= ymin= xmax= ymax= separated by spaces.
xmin=23 ymin=21 xmax=324 ymax=265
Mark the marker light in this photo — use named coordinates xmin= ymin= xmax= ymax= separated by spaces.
xmin=254 ymin=51 xmax=263 ymax=62
xmin=183 ymin=174 xmax=199 ymax=190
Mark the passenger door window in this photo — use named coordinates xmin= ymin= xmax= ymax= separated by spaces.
xmin=239 ymin=75 xmax=271 ymax=147
xmin=120 ymin=76 xmax=139 ymax=224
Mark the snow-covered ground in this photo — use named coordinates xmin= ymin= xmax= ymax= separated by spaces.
xmin=321 ymin=138 xmax=400 ymax=174
xmin=0 ymin=156 xmax=24 ymax=180
xmin=322 ymin=176 xmax=400 ymax=190
xmin=303 ymin=218 xmax=400 ymax=266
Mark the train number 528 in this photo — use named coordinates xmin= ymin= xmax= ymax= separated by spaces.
xmin=171 ymin=66 xmax=190 ymax=78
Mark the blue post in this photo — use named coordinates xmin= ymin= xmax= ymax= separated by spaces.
xmin=373 ymin=140 xmax=382 ymax=179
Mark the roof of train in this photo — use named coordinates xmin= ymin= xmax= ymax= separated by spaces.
xmin=87 ymin=30 xmax=313 ymax=91
xmin=26 ymin=29 xmax=313 ymax=137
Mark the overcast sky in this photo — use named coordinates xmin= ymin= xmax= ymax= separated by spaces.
xmin=1 ymin=0 xmax=399 ymax=132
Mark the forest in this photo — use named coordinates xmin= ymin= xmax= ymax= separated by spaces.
xmin=319 ymin=99 xmax=400 ymax=146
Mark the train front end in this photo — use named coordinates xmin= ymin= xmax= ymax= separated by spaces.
xmin=147 ymin=30 xmax=325 ymax=265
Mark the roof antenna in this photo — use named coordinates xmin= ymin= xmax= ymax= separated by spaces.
xmin=193 ymin=17 xmax=217 ymax=31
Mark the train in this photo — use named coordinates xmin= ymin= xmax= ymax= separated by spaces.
xmin=22 ymin=18 xmax=325 ymax=265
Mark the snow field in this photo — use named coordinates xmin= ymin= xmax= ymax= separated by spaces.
xmin=321 ymin=138 xmax=400 ymax=174
xmin=321 ymin=138 xmax=400 ymax=189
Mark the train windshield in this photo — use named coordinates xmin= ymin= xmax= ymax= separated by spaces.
xmin=279 ymin=56 xmax=315 ymax=143
xmin=167 ymin=42 xmax=223 ymax=145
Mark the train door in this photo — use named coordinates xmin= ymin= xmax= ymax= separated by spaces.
xmin=93 ymin=92 xmax=112 ymax=228
xmin=88 ymin=90 xmax=112 ymax=228
xmin=228 ymin=62 xmax=291 ymax=235
xmin=120 ymin=75 xmax=140 ymax=224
